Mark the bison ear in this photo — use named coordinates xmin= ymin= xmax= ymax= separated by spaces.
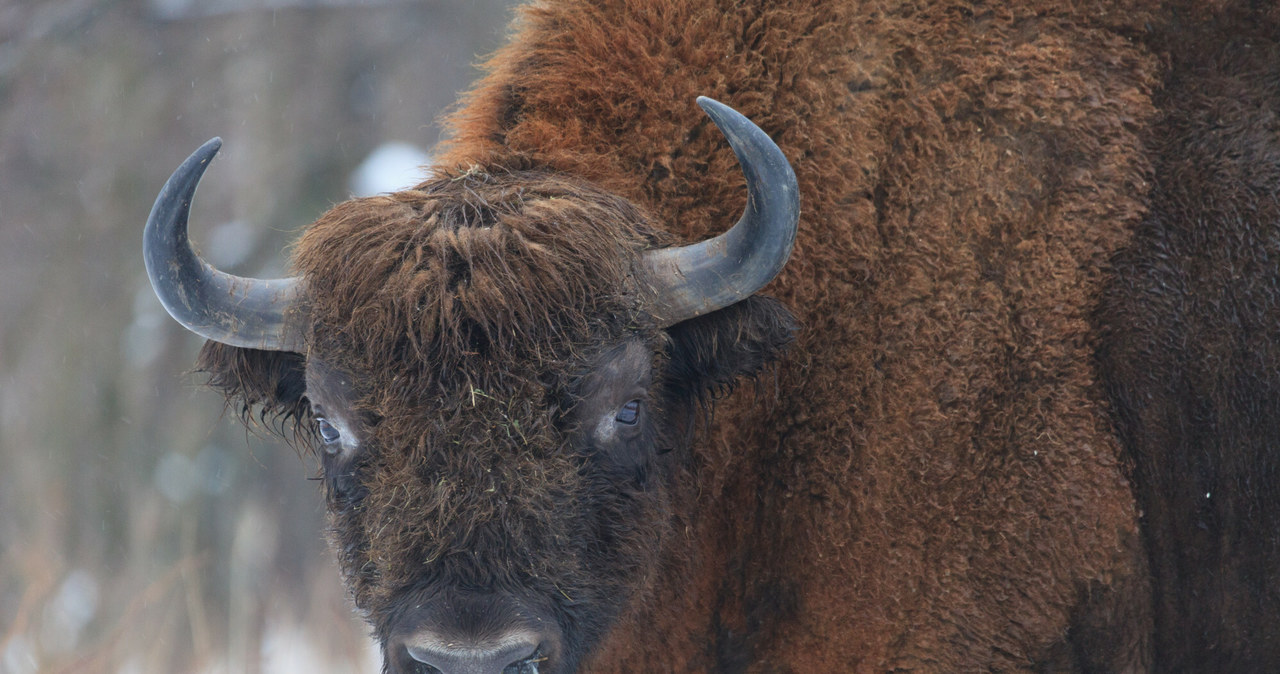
xmin=194 ymin=341 xmax=310 ymax=438
xmin=663 ymin=295 xmax=798 ymax=400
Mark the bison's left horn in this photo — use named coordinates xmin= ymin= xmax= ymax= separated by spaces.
xmin=143 ymin=138 xmax=306 ymax=352
xmin=642 ymin=97 xmax=799 ymax=327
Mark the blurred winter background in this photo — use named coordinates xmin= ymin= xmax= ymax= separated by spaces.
xmin=0 ymin=1 xmax=516 ymax=671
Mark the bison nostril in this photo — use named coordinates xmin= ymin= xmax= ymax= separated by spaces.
xmin=500 ymin=654 xmax=544 ymax=674
xmin=405 ymin=638 xmax=541 ymax=674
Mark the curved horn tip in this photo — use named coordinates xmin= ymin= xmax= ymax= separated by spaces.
xmin=694 ymin=96 xmax=798 ymax=196
xmin=143 ymin=137 xmax=305 ymax=353
xmin=154 ymin=137 xmax=224 ymax=206
xmin=183 ymin=137 xmax=225 ymax=172
xmin=694 ymin=96 xmax=733 ymax=122
xmin=639 ymin=97 xmax=799 ymax=327
xmin=197 ymin=136 xmax=222 ymax=158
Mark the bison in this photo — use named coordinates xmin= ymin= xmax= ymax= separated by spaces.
xmin=141 ymin=0 xmax=1280 ymax=671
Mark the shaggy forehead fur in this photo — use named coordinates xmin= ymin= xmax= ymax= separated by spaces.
xmin=291 ymin=166 xmax=669 ymax=610
xmin=296 ymin=166 xmax=660 ymax=382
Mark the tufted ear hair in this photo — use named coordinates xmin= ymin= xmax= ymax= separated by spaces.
xmin=194 ymin=342 xmax=310 ymax=440
xmin=663 ymin=295 xmax=798 ymax=402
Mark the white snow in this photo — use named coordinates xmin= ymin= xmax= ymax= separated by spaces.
xmin=349 ymin=142 xmax=432 ymax=197
xmin=41 ymin=570 xmax=100 ymax=653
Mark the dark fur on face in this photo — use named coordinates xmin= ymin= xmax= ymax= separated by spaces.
xmin=196 ymin=165 xmax=797 ymax=667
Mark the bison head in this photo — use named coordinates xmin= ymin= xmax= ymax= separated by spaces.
xmin=143 ymin=99 xmax=798 ymax=673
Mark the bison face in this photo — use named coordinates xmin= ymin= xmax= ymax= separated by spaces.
xmin=304 ymin=341 xmax=674 ymax=674
xmin=303 ymin=320 xmax=796 ymax=673
xmin=304 ymin=335 xmax=669 ymax=673
xmin=144 ymin=100 xmax=797 ymax=672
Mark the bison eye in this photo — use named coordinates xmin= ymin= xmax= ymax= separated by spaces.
xmin=615 ymin=399 xmax=641 ymax=425
xmin=316 ymin=418 xmax=341 ymax=446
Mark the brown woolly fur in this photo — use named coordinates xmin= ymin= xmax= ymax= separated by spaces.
xmin=177 ymin=0 xmax=1280 ymax=671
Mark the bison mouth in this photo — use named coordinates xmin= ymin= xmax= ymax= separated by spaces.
xmin=388 ymin=631 xmax=558 ymax=674
xmin=396 ymin=647 xmax=546 ymax=674
xmin=379 ymin=586 xmax=578 ymax=674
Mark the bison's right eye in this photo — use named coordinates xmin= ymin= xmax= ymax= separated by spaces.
xmin=316 ymin=418 xmax=342 ymax=446
xmin=615 ymin=399 xmax=642 ymax=425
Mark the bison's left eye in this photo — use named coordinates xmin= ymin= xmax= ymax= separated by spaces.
xmin=316 ymin=418 xmax=342 ymax=445
xmin=615 ymin=399 xmax=641 ymax=425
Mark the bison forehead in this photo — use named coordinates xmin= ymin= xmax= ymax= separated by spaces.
xmin=294 ymin=166 xmax=665 ymax=380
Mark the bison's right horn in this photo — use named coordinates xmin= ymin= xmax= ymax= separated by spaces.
xmin=642 ymin=97 xmax=800 ymax=327
xmin=143 ymin=138 xmax=306 ymax=352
